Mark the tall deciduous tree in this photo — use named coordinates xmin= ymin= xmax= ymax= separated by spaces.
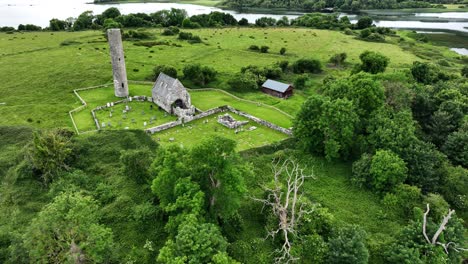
xmin=157 ymin=214 xmax=228 ymax=263
xmin=23 ymin=192 xmax=114 ymax=263
xmin=369 ymin=149 xmax=407 ymax=193
xmin=294 ymin=95 xmax=359 ymax=160
xmin=323 ymin=72 xmax=385 ymax=119
xmin=326 ymin=225 xmax=369 ymax=264
xmin=190 ymin=136 xmax=249 ymax=220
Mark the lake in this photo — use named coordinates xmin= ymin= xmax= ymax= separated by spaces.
xmin=0 ymin=0 xmax=467 ymax=53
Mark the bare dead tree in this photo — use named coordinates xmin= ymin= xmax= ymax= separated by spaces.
xmin=422 ymin=203 xmax=467 ymax=254
xmin=253 ymin=158 xmax=315 ymax=263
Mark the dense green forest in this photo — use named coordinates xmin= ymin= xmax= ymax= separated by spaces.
xmin=1 ymin=6 xmax=467 ymax=264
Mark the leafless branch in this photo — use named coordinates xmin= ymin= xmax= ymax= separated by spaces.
xmin=422 ymin=204 xmax=467 ymax=255
xmin=253 ymin=158 xmax=315 ymax=263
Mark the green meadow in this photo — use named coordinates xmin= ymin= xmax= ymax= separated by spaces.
xmin=1 ymin=27 xmax=449 ymax=131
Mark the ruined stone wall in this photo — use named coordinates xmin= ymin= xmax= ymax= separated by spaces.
xmin=226 ymin=106 xmax=293 ymax=136
xmin=145 ymin=105 xmax=292 ymax=136
xmin=108 ymin=29 xmax=129 ymax=98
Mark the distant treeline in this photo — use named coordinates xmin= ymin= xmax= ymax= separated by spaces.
xmin=0 ymin=7 xmax=379 ymax=32
xmin=223 ymin=0 xmax=458 ymax=12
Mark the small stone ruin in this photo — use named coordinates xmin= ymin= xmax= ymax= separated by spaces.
xmin=217 ymin=114 xmax=248 ymax=129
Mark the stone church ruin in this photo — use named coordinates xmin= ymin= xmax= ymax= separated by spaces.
xmin=108 ymin=29 xmax=129 ymax=97
xmin=151 ymin=72 xmax=195 ymax=120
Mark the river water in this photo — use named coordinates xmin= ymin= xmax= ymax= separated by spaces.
xmin=0 ymin=0 xmax=467 ymax=51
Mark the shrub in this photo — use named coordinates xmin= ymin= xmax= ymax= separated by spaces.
xmin=360 ymin=28 xmax=371 ymax=38
xmin=162 ymin=26 xmax=179 ymax=36
xmin=279 ymin=47 xmax=286 ymax=55
xmin=123 ymin=30 xmax=152 ymax=40
xmin=461 ymin=65 xmax=468 ymax=77
xmin=326 ymin=225 xmax=369 ymax=264
xmin=260 ymin=46 xmax=269 ymax=53
xmin=358 ymin=50 xmax=389 ymax=74
xmin=410 ymin=61 xmax=438 ymax=84
xmin=369 ymin=150 xmax=407 ymax=193
xmin=292 ymin=58 xmax=322 ymax=73
xmin=183 ymin=64 xmax=217 ymax=85
xmin=29 ymin=129 xmax=73 ymax=185
xmin=182 ymin=18 xmax=201 ymax=29
xmin=228 ymin=73 xmax=258 ymax=91
xmin=344 ymin=28 xmax=354 ymax=35
xmin=382 ymin=184 xmax=422 ymax=218
xmin=150 ymin=65 xmax=178 ymax=80
xmin=277 ymin=60 xmax=289 ymax=72
xmin=238 ymin=18 xmax=249 ymax=26
xmin=120 ymin=148 xmax=153 ymax=184
xmin=263 ymin=66 xmax=282 ymax=79
xmin=248 ymin=45 xmax=259 ymax=51
xmin=178 ymin=31 xmax=193 ymax=40
xmin=366 ymin=33 xmax=385 ymax=42
xmin=329 ymin=52 xmax=347 ymax=66
xmin=356 ymin=16 xmax=373 ymax=29
xmin=293 ymin=75 xmax=308 ymax=90
xmin=178 ymin=31 xmax=202 ymax=43
xmin=353 ymin=150 xmax=407 ymax=194
xmin=187 ymin=35 xmax=202 ymax=44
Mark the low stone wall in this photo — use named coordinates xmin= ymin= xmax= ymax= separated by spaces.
xmin=145 ymin=106 xmax=226 ymax=134
xmin=145 ymin=105 xmax=292 ymax=136
xmin=226 ymin=106 xmax=292 ymax=136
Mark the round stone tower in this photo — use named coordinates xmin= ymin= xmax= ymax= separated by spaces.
xmin=107 ymin=28 xmax=129 ymax=97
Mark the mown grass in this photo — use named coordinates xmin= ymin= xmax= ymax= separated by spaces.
xmin=190 ymin=89 xmax=293 ymax=127
xmin=154 ymin=112 xmax=288 ymax=150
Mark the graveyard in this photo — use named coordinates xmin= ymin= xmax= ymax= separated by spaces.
xmin=71 ymin=83 xmax=290 ymax=150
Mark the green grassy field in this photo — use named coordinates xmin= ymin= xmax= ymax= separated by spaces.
xmin=0 ymin=27 xmax=438 ymax=131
